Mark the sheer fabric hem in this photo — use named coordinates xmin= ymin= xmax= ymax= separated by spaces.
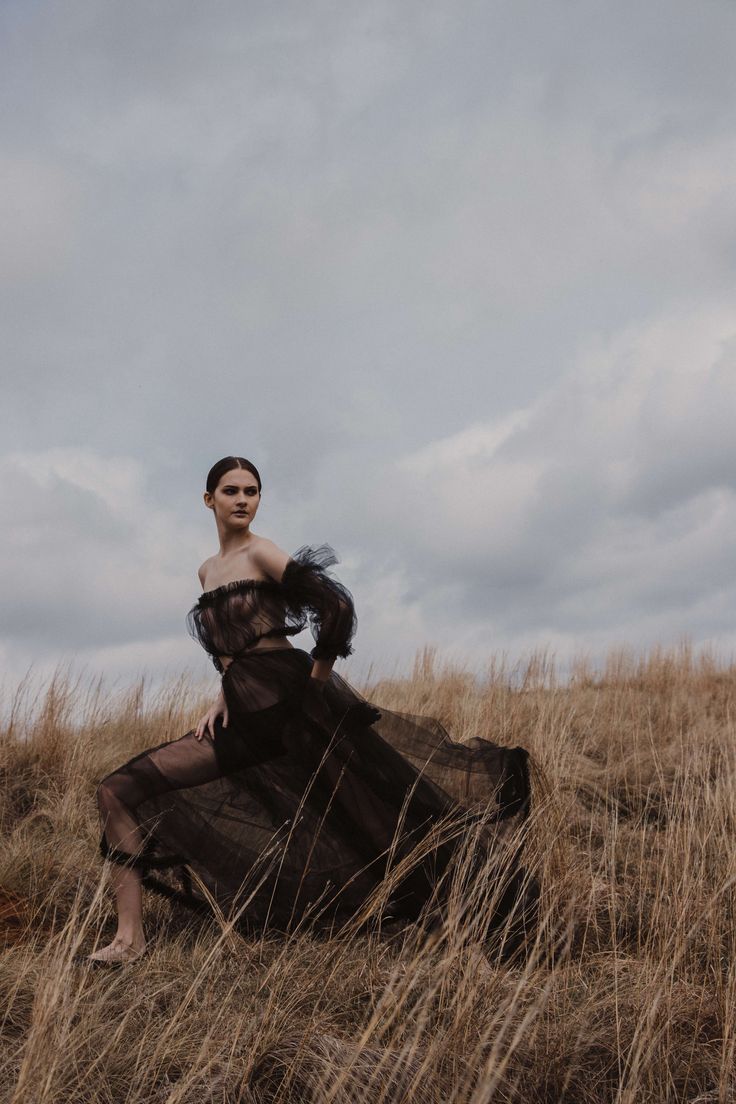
xmin=95 ymin=645 xmax=536 ymax=944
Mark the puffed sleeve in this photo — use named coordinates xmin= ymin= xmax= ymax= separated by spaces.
xmin=281 ymin=544 xmax=357 ymax=660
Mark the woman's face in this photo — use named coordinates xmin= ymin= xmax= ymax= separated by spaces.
xmin=205 ymin=469 xmax=261 ymax=527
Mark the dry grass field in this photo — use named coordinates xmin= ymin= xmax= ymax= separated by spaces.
xmin=1 ymin=642 xmax=735 ymax=1103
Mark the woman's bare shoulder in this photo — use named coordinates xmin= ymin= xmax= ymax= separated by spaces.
xmin=197 ymin=556 xmax=213 ymax=588
xmin=250 ymin=536 xmax=291 ymax=582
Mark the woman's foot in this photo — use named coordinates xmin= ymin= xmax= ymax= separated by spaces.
xmin=86 ymin=935 xmax=147 ymax=967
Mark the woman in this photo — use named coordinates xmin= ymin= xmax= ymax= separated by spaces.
xmin=89 ymin=456 xmax=534 ymax=965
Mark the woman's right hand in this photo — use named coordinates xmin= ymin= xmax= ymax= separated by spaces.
xmin=195 ymin=691 xmax=229 ymax=741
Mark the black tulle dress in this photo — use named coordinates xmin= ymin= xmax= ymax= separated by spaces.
xmin=97 ymin=545 xmax=534 ymax=946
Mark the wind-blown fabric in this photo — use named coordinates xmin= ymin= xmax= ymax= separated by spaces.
xmin=96 ymin=544 xmax=536 ymax=948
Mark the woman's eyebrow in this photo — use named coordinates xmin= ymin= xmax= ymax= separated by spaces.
xmin=223 ymin=483 xmax=258 ymax=490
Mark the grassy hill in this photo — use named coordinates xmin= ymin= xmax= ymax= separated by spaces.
xmin=1 ymin=643 xmax=734 ymax=1103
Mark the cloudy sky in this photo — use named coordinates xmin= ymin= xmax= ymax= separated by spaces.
xmin=2 ymin=0 xmax=736 ymax=695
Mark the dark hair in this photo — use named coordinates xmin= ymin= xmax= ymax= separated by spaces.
xmin=205 ymin=456 xmax=262 ymax=495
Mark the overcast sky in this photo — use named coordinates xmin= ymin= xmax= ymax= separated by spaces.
xmin=2 ymin=0 xmax=736 ymax=697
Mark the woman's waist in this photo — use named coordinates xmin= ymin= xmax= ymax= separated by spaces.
xmin=219 ymin=643 xmax=313 ymax=709
xmin=218 ymin=634 xmax=297 ymax=671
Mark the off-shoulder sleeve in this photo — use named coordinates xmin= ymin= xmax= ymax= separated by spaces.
xmin=281 ymin=544 xmax=357 ymax=661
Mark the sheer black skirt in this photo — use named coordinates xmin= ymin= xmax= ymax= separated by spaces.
xmin=96 ymin=648 xmax=535 ymax=946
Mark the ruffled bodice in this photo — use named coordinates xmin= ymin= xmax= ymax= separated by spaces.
xmin=186 ymin=544 xmax=357 ymax=673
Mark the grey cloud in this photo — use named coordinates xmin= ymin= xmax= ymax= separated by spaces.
xmin=2 ymin=1 xmax=736 ymax=684
xmin=0 ymin=451 xmax=203 ymax=653
xmin=321 ymin=306 xmax=736 ymax=665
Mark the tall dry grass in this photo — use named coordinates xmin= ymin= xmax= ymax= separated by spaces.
xmin=1 ymin=642 xmax=735 ymax=1103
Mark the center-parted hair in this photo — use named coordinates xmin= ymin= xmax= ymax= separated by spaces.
xmin=205 ymin=456 xmax=262 ymax=496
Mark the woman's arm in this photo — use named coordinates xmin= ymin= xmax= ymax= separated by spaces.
xmin=252 ymin=540 xmax=355 ymax=679
xmin=310 ymin=657 xmax=334 ymax=683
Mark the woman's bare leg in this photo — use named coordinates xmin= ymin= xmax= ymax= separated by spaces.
xmin=107 ymin=866 xmax=145 ymax=952
xmin=91 ymin=731 xmax=222 ymax=961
